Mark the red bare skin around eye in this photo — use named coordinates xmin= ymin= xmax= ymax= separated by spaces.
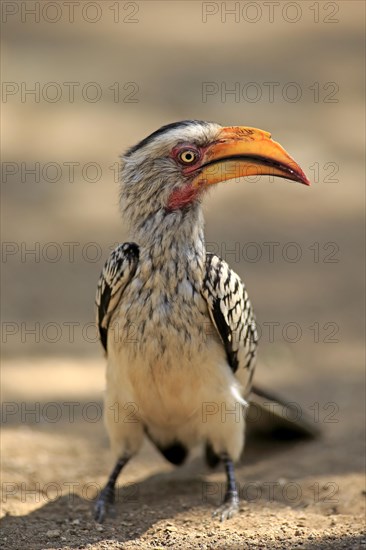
xmin=167 ymin=185 xmax=200 ymax=211
xmin=167 ymin=145 xmax=206 ymax=210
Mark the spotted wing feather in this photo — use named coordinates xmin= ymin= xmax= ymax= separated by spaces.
xmin=95 ymin=243 xmax=139 ymax=352
xmin=202 ymin=253 xmax=258 ymax=394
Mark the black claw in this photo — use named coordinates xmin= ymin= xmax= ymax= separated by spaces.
xmin=94 ymin=487 xmax=115 ymax=523
xmin=93 ymin=455 xmax=130 ymax=524
xmin=94 ymin=499 xmax=106 ymax=523
xmin=213 ymin=492 xmax=239 ymax=521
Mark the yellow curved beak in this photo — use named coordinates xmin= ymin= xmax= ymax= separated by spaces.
xmin=192 ymin=126 xmax=310 ymax=188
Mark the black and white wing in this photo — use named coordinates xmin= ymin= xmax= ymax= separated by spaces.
xmin=95 ymin=243 xmax=139 ymax=352
xmin=202 ymin=254 xmax=319 ymax=443
xmin=202 ymin=253 xmax=258 ymax=394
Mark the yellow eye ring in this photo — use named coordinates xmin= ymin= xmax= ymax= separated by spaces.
xmin=179 ymin=149 xmax=198 ymax=164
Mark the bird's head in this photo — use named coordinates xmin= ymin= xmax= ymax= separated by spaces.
xmin=120 ymin=120 xmax=309 ymax=235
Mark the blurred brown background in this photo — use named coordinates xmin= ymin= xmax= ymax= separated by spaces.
xmin=1 ymin=2 xmax=365 ymax=548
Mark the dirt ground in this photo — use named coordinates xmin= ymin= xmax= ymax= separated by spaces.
xmin=1 ymin=1 xmax=365 ymax=549
xmin=1 ymin=357 xmax=365 ymax=550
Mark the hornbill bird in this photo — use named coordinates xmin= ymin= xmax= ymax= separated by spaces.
xmin=94 ymin=120 xmax=311 ymax=522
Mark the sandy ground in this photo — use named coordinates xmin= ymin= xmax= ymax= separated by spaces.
xmin=1 ymin=1 xmax=365 ymax=548
xmin=1 ymin=357 xmax=365 ymax=549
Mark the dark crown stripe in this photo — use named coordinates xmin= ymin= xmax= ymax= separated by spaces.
xmin=124 ymin=120 xmax=209 ymax=157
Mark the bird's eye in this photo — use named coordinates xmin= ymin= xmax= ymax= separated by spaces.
xmin=178 ymin=149 xmax=198 ymax=164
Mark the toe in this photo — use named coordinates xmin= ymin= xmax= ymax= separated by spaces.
xmin=213 ymin=500 xmax=239 ymax=522
xmin=94 ymin=499 xmax=106 ymax=523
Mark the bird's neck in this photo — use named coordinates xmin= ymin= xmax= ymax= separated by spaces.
xmin=129 ymin=204 xmax=206 ymax=276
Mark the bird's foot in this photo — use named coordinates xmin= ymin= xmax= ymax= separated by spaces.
xmin=212 ymin=491 xmax=239 ymax=521
xmin=94 ymin=486 xmax=115 ymax=523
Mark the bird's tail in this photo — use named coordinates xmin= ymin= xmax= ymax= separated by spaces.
xmin=247 ymin=385 xmax=320 ymax=440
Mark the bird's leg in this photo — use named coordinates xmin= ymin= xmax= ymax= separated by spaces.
xmin=213 ymin=454 xmax=239 ymax=521
xmin=94 ymin=455 xmax=130 ymax=523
